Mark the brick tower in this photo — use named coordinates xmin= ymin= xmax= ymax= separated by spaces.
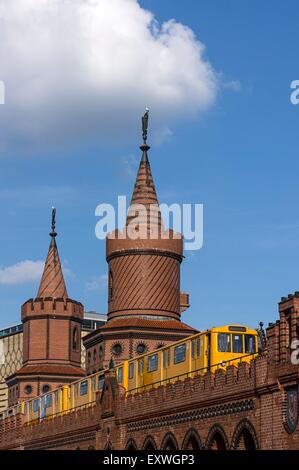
xmin=6 ymin=209 xmax=85 ymax=406
xmin=84 ymin=111 xmax=197 ymax=372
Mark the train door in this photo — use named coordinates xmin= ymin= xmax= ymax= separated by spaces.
xmin=231 ymin=332 xmax=244 ymax=364
xmin=137 ymin=357 xmax=144 ymax=390
xmin=205 ymin=333 xmax=211 ymax=371
xmin=162 ymin=348 xmax=170 ymax=382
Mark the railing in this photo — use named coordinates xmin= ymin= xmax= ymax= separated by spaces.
xmin=125 ymin=352 xmax=257 ymax=396
xmin=24 ymin=400 xmax=97 ymax=426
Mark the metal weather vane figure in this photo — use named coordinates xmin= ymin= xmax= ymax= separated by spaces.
xmin=50 ymin=206 xmax=57 ymax=239
xmin=142 ymin=107 xmax=149 ymax=144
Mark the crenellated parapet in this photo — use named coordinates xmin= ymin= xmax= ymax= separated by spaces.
xmin=21 ymin=297 xmax=84 ymax=321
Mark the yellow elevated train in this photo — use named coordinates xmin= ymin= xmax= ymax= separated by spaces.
xmin=0 ymin=325 xmax=258 ymax=425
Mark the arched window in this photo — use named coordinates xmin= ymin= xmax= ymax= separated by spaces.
xmin=73 ymin=327 xmax=78 ymax=351
xmin=42 ymin=384 xmax=51 ymax=394
xmin=108 ymin=269 xmax=113 ymax=301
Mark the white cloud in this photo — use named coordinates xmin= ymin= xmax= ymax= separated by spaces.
xmin=223 ymin=80 xmax=241 ymax=92
xmin=0 ymin=259 xmax=73 ymax=285
xmin=0 ymin=260 xmax=44 ymax=285
xmin=0 ymin=0 xmax=218 ymax=149
xmin=85 ymin=274 xmax=108 ymax=291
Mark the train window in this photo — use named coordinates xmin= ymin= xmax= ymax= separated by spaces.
xmin=24 ymin=403 xmax=27 ymax=415
xmin=245 ymin=334 xmax=256 ymax=354
xmin=33 ymin=399 xmax=40 ymax=412
xmin=138 ymin=358 xmax=144 ymax=375
xmin=197 ymin=338 xmax=201 ymax=357
xmin=148 ymin=354 xmax=158 ymax=372
xmin=129 ymin=362 xmax=134 ymax=379
xmin=117 ymin=367 xmax=123 ymax=383
xmin=191 ymin=340 xmax=196 ymax=358
xmin=174 ymin=344 xmax=186 ymax=364
xmin=92 ymin=377 xmax=96 ymax=391
xmin=98 ymin=375 xmax=105 ymax=390
xmin=46 ymin=394 xmax=52 ymax=407
xmin=80 ymin=381 xmax=88 ymax=396
xmin=232 ymin=334 xmax=243 ymax=353
xmin=218 ymin=333 xmax=231 ymax=352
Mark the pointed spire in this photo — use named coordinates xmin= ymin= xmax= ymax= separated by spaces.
xmin=126 ymin=109 xmax=163 ymax=234
xmin=37 ymin=208 xmax=68 ymax=299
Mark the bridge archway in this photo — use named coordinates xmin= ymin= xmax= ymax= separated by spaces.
xmin=143 ymin=436 xmax=157 ymax=451
xmin=182 ymin=428 xmax=202 ymax=450
xmin=231 ymin=419 xmax=259 ymax=450
xmin=126 ymin=438 xmax=138 ymax=450
xmin=205 ymin=424 xmax=229 ymax=450
xmin=161 ymin=432 xmax=178 ymax=450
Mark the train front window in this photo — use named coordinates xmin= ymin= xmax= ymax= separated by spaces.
xmin=232 ymin=334 xmax=243 ymax=353
xmin=129 ymin=362 xmax=134 ymax=379
xmin=117 ymin=367 xmax=123 ymax=383
xmin=80 ymin=381 xmax=88 ymax=396
xmin=218 ymin=333 xmax=231 ymax=352
xmin=245 ymin=334 xmax=256 ymax=354
xmin=174 ymin=344 xmax=186 ymax=364
xmin=148 ymin=354 xmax=158 ymax=372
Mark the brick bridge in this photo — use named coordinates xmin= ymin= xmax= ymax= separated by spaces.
xmin=1 ymin=349 xmax=298 ymax=450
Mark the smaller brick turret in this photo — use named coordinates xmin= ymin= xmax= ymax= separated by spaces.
xmin=267 ymin=292 xmax=299 ymax=363
xmin=6 ymin=209 xmax=85 ymax=406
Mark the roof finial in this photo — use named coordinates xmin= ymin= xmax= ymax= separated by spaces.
xmin=140 ymin=108 xmax=150 ymax=168
xmin=142 ymin=107 xmax=149 ymax=145
xmin=50 ymin=206 xmax=57 ymax=238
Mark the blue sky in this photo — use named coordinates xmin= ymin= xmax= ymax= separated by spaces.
xmin=0 ymin=0 xmax=299 ymax=331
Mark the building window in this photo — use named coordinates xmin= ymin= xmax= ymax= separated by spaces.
xmin=72 ymin=327 xmax=78 ymax=351
xmin=88 ymin=351 xmax=91 ymax=364
xmin=99 ymin=345 xmax=103 ymax=359
xmin=174 ymin=344 xmax=186 ymax=364
xmin=136 ymin=343 xmax=146 ymax=355
xmin=218 ymin=333 xmax=231 ymax=352
xmin=112 ymin=343 xmax=123 ymax=356
xmin=93 ymin=349 xmax=97 ymax=362
xmin=148 ymin=354 xmax=158 ymax=372
xmin=108 ymin=269 xmax=114 ymax=301
xmin=42 ymin=385 xmax=51 ymax=394
xmin=24 ymin=385 xmax=32 ymax=395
